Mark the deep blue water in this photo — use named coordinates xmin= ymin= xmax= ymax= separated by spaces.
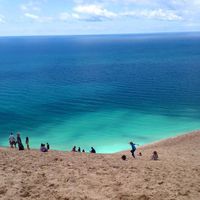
xmin=0 ymin=33 xmax=200 ymax=152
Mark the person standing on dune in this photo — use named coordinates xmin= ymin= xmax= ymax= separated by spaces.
xmin=9 ymin=132 xmax=16 ymax=148
xmin=47 ymin=143 xmax=50 ymax=150
xmin=129 ymin=142 xmax=138 ymax=158
xmin=25 ymin=137 xmax=30 ymax=150
xmin=17 ymin=133 xmax=24 ymax=150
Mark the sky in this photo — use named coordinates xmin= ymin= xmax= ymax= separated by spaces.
xmin=0 ymin=0 xmax=200 ymax=36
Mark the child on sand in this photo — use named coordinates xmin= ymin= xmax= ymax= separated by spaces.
xmin=121 ymin=155 xmax=126 ymax=160
xmin=151 ymin=151 xmax=159 ymax=160
xmin=40 ymin=144 xmax=48 ymax=152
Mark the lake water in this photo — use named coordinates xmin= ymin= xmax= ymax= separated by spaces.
xmin=0 ymin=33 xmax=200 ymax=152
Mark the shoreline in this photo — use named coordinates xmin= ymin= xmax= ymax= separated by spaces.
xmin=119 ymin=129 xmax=200 ymax=152
xmin=1 ymin=130 xmax=199 ymax=154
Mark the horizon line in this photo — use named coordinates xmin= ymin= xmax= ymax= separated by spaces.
xmin=0 ymin=31 xmax=200 ymax=38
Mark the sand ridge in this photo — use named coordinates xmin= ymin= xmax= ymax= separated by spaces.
xmin=0 ymin=131 xmax=200 ymax=200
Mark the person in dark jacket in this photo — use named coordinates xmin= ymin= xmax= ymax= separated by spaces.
xmin=46 ymin=143 xmax=50 ymax=150
xmin=17 ymin=133 xmax=24 ymax=151
xmin=90 ymin=147 xmax=96 ymax=153
xmin=72 ymin=146 xmax=77 ymax=152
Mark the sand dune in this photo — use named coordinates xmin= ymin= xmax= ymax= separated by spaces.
xmin=0 ymin=131 xmax=200 ymax=200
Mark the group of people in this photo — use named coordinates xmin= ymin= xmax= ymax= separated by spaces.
xmin=121 ymin=141 xmax=159 ymax=160
xmin=9 ymin=132 xmax=29 ymax=150
xmin=9 ymin=133 xmax=158 ymax=159
xmin=71 ymin=146 xmax=96 ymax=153
xmin=8 ymin=133 xmax=50 ymax=152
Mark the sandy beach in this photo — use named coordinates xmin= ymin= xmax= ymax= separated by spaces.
xmin=0 ymin=131 xmax=200 ymax=200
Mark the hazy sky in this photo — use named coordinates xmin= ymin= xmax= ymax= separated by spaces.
xmin=0 ymin=0 xmax=200 ymax=36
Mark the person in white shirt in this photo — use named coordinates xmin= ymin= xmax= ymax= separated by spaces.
xmin=9 ymin=133 xmax=16 ymax=148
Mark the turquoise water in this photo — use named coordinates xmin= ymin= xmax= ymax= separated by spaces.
xmin=0 ymin=33 xmax=200 ymax=153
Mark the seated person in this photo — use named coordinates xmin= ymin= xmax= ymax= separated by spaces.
xmin=151 ymin=151 xmax=158 ymax=160
xmin=90 ymin=147 xmax=96 ymax=153
xmin=121 ymin=155 xmax=126 ymax=160
xmin=72 ymin=146 xmax=77 ymax=152
xmin=40 ymin=143 xmax=48 ymax=152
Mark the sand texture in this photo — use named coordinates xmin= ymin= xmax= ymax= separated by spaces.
xmin=0 ymin=131 xmax=200 ymax=200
